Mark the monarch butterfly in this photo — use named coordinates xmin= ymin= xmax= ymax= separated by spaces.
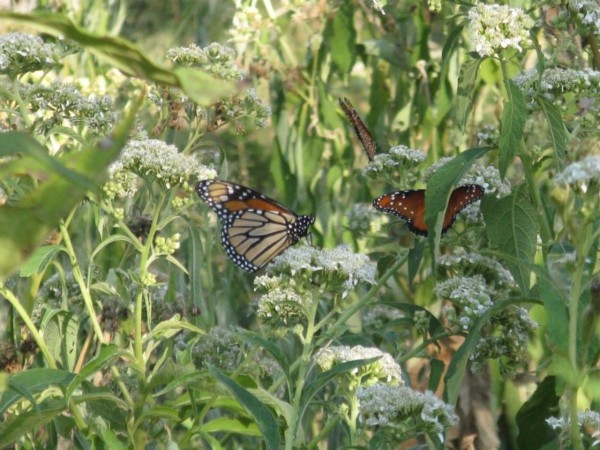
xmin=373 ymin=185 xmax=485 ymax=237
xmin=339 ymin=97 xmax=378 ymax=161
xmin=196 ymin=179 xmax=315 ymax=272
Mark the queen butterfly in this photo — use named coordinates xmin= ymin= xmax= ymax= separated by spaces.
xmin=373 ymin=185 xmax=485 ymax=236
xmin=339 ymin=97 xmax=378 ymax=161
xmin=196 ymin=179 xmax=315 ymax=272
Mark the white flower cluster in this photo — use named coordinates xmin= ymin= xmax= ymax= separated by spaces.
xmin=22 ymin=81 xmax=116 ymax=134
xmin=357 ymin=383 xmax=458 ymax=433
xmin=104 ymin=140 xmax=216 ymax=198
xmin=547 ymin=409 xmax=600 ymax=440
xmin=468 ymin=4 xmax=534 ymax=57
xmin=229 ymin=1 xmax=265 ymax=47
xmin=346 ymin=203 xmax=374 ymax=235
xmin=514 ymin=67 xmax=600 ymax=97
xmin=315 ymin=345 xmax=404 ymax=386
xmin=268 ymin=245 xmax=376 ymax=298
xmin=438 ymin=252 xmax=516 ymax=289
xmin=435 ymin=275 xmax=494 ymax=330
xmin=256 ymin=287 xmax=312 ymax=325
xmin=363 ymin=145 xmax=426 ymax=178
xmin=362 ymin=304 xmax=404 ymax=328
xmin=554 ymin=155 xmax=600 ymax=192
xmin=166 ymin=42 xmax=245 ymax=81
xmin=569 ymin=0 xmax=600 ymax=35
xmin=191 ymin=326 xmax=246 ymax=372
xmin=121 ymin=139 xmax=216 ymax=188
xmin=0 ymin=32 xmax=62 ymax=75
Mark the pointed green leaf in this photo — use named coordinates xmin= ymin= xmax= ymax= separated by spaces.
xmin=516 ymin=376 xmax=560 ymax=449
xmin=66 ymin=344 xmax=120 ymax=398
xmin=210 ymin=366 xmax=280 ymax=450
xmin=0 ymin=96 xmax=140 ymax=280
xmin=425 ymin=146 xmax=490 ymax=245
xmin=19 ymin=245 xmax=62 ymax=277
xmin=0 ymin=399 xmax=66 ymax=448
xmin=329 ymin=2 xmax=356 ymax=75
xmin=444 ymin=299 xmax=505 ymax=405
xmin=498 ymin=79 xmax=526 ymax=177
xmin=0 ymin=369 xmax=74 ymax=415
xmin=481 ymin=190 xmax=538 ymax=293
xmin=202 ymin=417 xmax=260 ymax=435
xmin=536 ymin=95 xmax=568 ymax=167
xmin=456 ymin=58 xmax=482 ymax=130
xmin=302 ymin=357 xmax=381 ymax=407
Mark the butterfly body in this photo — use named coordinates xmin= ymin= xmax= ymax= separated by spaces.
xmin=197 ymin=179 xmax=314 ymax=272
xmin=373 ymin=185 xmax=484 ymax=237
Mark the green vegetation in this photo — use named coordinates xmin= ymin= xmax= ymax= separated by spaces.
xmin=1 ymin=0 xmax=600 ymax=448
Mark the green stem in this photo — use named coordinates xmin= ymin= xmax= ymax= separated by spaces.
xmin=566 ymin=223 xmax=592 ymax=450
xmin=0 ymin=284 xmax=88 ymax=430
xmin=0 ymin=284 xmax=55 ymax=367
xmin=11 ymin=75 xmax=33 ymax=129
xmin=518 ymin=144 xmax=552 ymax=255
xmin=59 ymin=220 xmax=106 ymax=344
xmin=306 ymin=415 xmax=341 ymax=449
xmin=134 ymin=192 xmax=167 ymax=374
xmin=398 ymin=330 xmax=454 ymax=364
xmin=322 ymin=253 xmax=408 ymax=342
xmin=285 ymin=287 xmax=320 ymax=450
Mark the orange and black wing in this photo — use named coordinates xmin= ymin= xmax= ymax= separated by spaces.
xmin=441 ymin=185 xmax=485 ymax=233
xmin=339 ymin=97 xmax=378 ymax=161
xmin=373 ymin=185 xmax=484 ymax=237
xmin=196 ymin=179 xmax=314 ymax=272
xmin=373 ymin=190 xmax=429 ymax=236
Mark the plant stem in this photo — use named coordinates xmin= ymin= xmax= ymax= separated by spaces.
xmin=322 ymin=253 xmax=408 ymax=342
xmin=566 ymin=222 xmax=592 ymax=450
xmin=134 ymin=192 xmax=166 ymax=374
xmin=59 ymin=220 xmax=106 ymax=344
xmin=0 ymin=283 xmax=88 ymax=430
xmin=285 ymin=287 xmax=320 ymax=450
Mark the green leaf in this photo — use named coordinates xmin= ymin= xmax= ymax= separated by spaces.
xmin=428 ymin=359 xmax=445 ymax=392
xmin=481 ymin=189 xmax=538 ymax=293
xmin=210 ymin=366 xmax=281 ymax=450
xmin=0 ymin=12 xmax=234 ymax=105
xmin=516 ymin=376 xmax=560 ymax=449
xmin=442 ymin=22 xmax=465 ymax=63
xmin=425 ymin=146 xmax=490 ymax=246
xmin=329 ymin=1 xmax=356 ymax=75
xmin=382 ymin=302 xmax=445 ymax=338
xmin=0 ymin=95 xmax=140 ymax=280
xmin=498 ymin=79 xmax=527 ymax=177
xmin=19 ymin=245 xmax=62 ymax=277
xmin=66 ymin=345 xmax=120 ymax=398
xmin=238 ymin=331 xmax=290 ymax=380
xmin=0 ymin=369 xmax=74 ymax=415
xmin=302 ymin=358 xmax=381 ymax=407
xmin=360 ymin=39 xmax=399 ymax=66
xmin=407 ymin=240 xmax=425 ymax=285
xmin=536 ymin=95 xmax=568 ymax=167
xmin=539 ymin=246 xmax=571 ymax=357
xmin=0 ymin=399 xmax=66 ymax=448
xmin=202 ymin=417 xmax=261 ymax=435
xmin=0 ymin=132 xmax=96 ymax=190
xmin=444 ymin=299 xmax=506 ymax=405
xmin=456 ymin=58 xmax=482 ymax=130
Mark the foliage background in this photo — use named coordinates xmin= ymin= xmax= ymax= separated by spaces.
xmin=1 ymin=0 xmax=600 ymax=449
